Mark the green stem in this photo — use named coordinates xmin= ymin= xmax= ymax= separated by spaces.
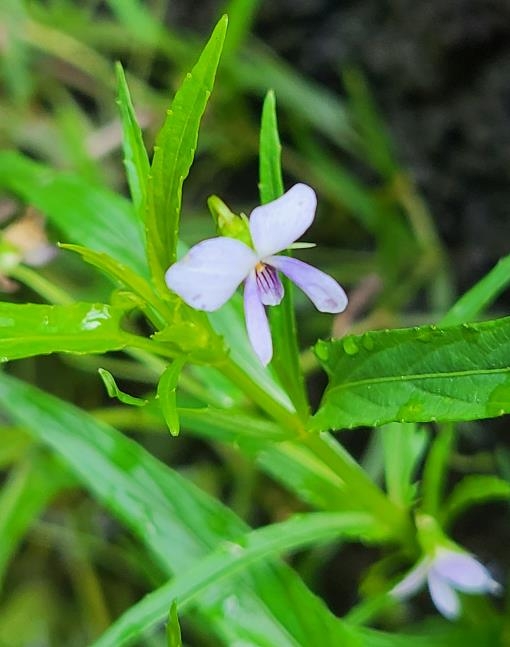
xmin=220 ymin=358 xmax=412 ymax=540
xmin=305 ymin=434 xmax=412 ymax=540
xmin=220 ymin=359 xmax=303 ymax=435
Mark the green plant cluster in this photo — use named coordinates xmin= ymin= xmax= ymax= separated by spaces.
xmin=0 ymin=3 xmax=509 ymax=646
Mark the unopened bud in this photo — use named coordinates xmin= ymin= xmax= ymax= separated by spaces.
xmin=207 ymin=195 xmax=252 ymax=247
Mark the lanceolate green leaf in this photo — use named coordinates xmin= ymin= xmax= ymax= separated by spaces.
xmin=91 ymin=512 xmax=378 ymax=647
xmin=312 ymin=317 xmax=510 ymax=431
xmin=115 ymin=62 xmax=150 ymax=220
xmin=259 ymin=90 xmax=308 ymax=417
xmin=146 ymin=16 xmax=227 ymax=282
xmin=0 ymin=302 xmax=142 ymax=361
xmin=0 ymin=374 xmax=358 ymax=647
xmin=0 ymin=151 xmax=147 ymax=276
xmin=259 ymin=91 xmax=284 ymax=203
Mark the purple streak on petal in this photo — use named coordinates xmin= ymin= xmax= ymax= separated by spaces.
xmin=390 ymin=559 xmax=430 ymax=599
xmin=428 ymin=571 xmax=460 ymax=620
xmin=165 ymin=237 xmax=256 ymax=311
xmin=249 ymin=184 xmax=316 ymax=258
xmin=255 ymin=263 xmax=284 ymax=306
xmin=268 ymin=256 xmax=348 ymax=313
xmin=433 ymin=550 xmax=500 ymax=594
xmin=244 ymin=271 xmax=273 ymax=365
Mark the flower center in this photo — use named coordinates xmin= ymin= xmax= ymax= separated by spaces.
xmin=254 ymin=262 xmax=284 ymax=306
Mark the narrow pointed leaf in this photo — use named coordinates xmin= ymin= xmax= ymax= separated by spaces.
xmin=146 ymin=16 xmax=227 ymax=281
xmin=312 ymin=317 xmax=510 ymax=431
xmin=115 ymin=62 xmax=150 ymax=219
xmin=259 ymin=91 xmax=308 ymax=416
xmin=259 ymin=91 xmax=284 ymax=203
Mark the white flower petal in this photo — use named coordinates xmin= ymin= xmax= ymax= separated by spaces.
xmin=433 ymin=550 xmax=499 ymax=594
xmin=244 ymin=271 xmax=272 ymax=365
xmin=390 ymin=559 xmax=430 ymax=599
xmin=249 ymin=184 xmax=316 ymax=258
xmin=165 ymin=238 xmax=256 ymax=311
xmin=268 ymin=256 xmax=348 ymax=313
xmin=428 ymin=571 xmax=461 ymax=620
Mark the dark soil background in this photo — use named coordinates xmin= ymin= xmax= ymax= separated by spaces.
xmin=176 ymin=0 xmax=510 ymax=295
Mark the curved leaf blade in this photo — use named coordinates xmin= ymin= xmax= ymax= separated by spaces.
xmin=157 ymin=358 xmax=186 ymax=436
xmin=98 ymin=368 xmax=148 ymax=407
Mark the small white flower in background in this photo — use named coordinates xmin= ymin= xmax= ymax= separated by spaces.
xmin=391 ymin=547 xmax=501 ymax=619
xmin=165 ymin=184 xmax=348 ymax=365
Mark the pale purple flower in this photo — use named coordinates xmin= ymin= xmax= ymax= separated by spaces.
xmin=391 ymin=547 xmax=501 ymax=619
xmin=165 ymin=184 xmax=348 ymax=365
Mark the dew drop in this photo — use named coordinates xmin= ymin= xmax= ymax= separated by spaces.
xmin=315 ymin=343 xmax=329 ymax=361
xmin=361 ymin=334 xmax=374 ymax=351
xmin=342 ymin=337 xmax=359 ymax=356
xmin=416 ymin=328 xmax=433 ymax=343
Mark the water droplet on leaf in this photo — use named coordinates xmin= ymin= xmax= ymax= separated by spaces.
xmin=342 ymin=337 xmax=359 ymax=356
xmin=361 ymin=334 xmax=374 ymax=351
